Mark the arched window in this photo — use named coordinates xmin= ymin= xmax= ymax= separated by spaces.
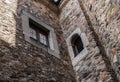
xmin=66 ymin=28 xmax=89 ymax=66
xmin=71 ymin=34 xmax=84 ymax=57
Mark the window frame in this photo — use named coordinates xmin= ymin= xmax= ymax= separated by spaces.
xmin=66 ymin=28 xmax=89 ymax=66
xmin=22 ymin=11 xmax=60 ymax=58
xmin=29 ymin=18 xmax=50 ymax=47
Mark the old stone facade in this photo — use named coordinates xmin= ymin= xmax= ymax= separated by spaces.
xmin=0 ymin=0 xmax=120 ymax=82
xmin=60 ymin=0 xmax=120 ymax=82
xmin=0 ymin=0 xmax=76 ymax=82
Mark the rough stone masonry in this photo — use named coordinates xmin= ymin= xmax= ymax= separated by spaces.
xmin=0 ymin=0 xmax=120 ymax=82
xmin=0 ymin=0 xmax=75 ymax=82
xmin=60 ymin=0 xmax=120 ymax=81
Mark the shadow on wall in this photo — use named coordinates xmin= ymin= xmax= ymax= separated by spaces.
xmin=0 ymin=0 xmax=76 ymax=82
xmin=0 ymin=0 xmax=33 ymax=81
xmin=0 ymin=0 xmax=49 ymax=81
xmin=0 ymin=0 xmax=51 ymax=81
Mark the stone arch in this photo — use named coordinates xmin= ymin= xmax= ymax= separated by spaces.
xmin=66 ymin=28 xmax=89 ymax=67
xmin=70 ymin=34 xmax=84 ymax=57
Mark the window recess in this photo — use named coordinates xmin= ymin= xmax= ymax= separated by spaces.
xmin=29 ymin=19 xmax=49 ymax=47
xmin=22 ymin=11 xmax=60 ymax=58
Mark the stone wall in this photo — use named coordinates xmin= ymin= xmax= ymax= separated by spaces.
xmin=60 ymin=0 xmax=119 ymax=81
xmin=1 ymin=0 xmax=120 ymax=81
xmin=0 ymin=0 xmax=76 ymax=82
xmin=80 ymin=0 xmax=120 ymax=81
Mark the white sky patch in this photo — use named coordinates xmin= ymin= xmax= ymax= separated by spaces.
xmin=54 ymin=0 xmax=59 ymax=2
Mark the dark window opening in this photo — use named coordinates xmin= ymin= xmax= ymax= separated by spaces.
xmin=29 ymin=19 xmax=49 ymax=47
xmin=51 ymin=0 xmax=61 ymax=5
xmin=71 ymin=34 xmax=84 ymax=57
xmin=89 ymin=4 xmax=92 ymax=11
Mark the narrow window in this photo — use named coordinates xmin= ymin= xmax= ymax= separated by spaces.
xmin=71 ymin=34 xmax=84 ymax=57
xmin=29 ymin=19 xmax=49 ymax=47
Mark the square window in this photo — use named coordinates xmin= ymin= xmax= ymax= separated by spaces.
xmin=29 ymin=18 xmax=49 ymax=47
xmin=22 ymin=11 xmax=60 ymax=58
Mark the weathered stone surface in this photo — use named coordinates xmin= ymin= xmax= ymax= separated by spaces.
xmin=0 ymin=0 xmax=120 ymax=81
xmin=80 ymin=0 xmax=120 ymax=81
xmin=0 ymin=0 xmax=76 ymax=82
xmin=60 ymin=0 xmax=119 ymax=81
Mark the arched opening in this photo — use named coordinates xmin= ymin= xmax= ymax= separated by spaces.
xmin=71 ymin=34 xmax=84 ymax=57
